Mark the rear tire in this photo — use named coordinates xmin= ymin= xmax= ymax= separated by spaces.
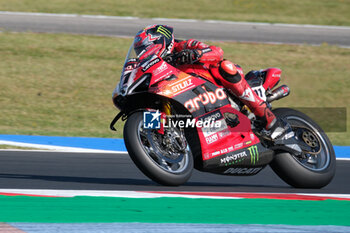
xmin=123 ymin=111 xmax=193 ymax=186
xmin=270 ymin=108 xmax=336 ymax=188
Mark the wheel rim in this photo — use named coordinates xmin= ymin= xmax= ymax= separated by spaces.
xmin=136 ymin=119 xmax=191 ymax=174
xmin=285 ymin=115 xmax=330 ymax=171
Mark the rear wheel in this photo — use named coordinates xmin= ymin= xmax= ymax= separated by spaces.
xmin=123 ymin=111 xmax=193 ymax=186
xmin=270 ymin=108 xmax=336 ymax=188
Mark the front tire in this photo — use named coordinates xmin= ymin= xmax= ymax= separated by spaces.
xmin=270 ymin=108 xmax=336 ymax=188
xmin=123 ymin=111 xmax=193 ymax=186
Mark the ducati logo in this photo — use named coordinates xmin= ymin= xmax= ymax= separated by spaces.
xmin=240 ymin=88 xmax=255 ymax=102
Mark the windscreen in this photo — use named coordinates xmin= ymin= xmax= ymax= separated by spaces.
xmin=113 ymin=43 xmax=138 ymax=96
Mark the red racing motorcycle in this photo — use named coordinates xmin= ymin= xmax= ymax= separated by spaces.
xmin=111 ymin=44 xmax=335 ymax=188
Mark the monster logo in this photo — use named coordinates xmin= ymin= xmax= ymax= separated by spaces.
xmin=157 ymin=26 xmax=172 ymax=39
xmin=248 ymin=145 xmax=259 ymax=165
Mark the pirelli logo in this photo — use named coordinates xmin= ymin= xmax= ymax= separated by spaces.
xmin=157 ymin=26 xmax=172 ymax=39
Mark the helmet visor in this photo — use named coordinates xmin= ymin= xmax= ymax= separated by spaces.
xmin=134 ymin=44 xmax=148 ymax=57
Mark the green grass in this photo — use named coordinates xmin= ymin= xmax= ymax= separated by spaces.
xmin=0 ymin=32 xmax=349 ymax=145
xmin=0 ymin=0 xmax=350 ymax=26
xmin=0 ymin=145 xmax=42 ymax=150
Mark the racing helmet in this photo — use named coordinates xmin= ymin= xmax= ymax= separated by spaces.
xmin=133 ymin=25 xmax=175 ymax=58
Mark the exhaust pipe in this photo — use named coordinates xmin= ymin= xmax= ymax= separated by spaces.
xmin=266 ymin=85 xmax=290 ymax=102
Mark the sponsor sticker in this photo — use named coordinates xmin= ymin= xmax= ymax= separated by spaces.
xmin=154 ymin=61 xmax=168 ymax=75
xmin=198 ymin=110 xmax=223 ymax=123
xmin=184 ymin=86 xmax=227 ymax=113
xmin=250 ymin=133 xmax=255 ymax=140
xmin=248 ymin=145 xmax=259 ymax=165
xmin=223 ymin=167 xmax=263 ymax=175
xmin=157 ymin=74 xmax=197 ymax=97
xmin=252 ymin=86 xmax=266 ymax=101
xmin=220 ymin=151 xmax=248 ymax=165
xmin=240 ymin=88 xmax=255 ymax=102
xmin=209 ymin=144 xmax=240 ymax=158
xmin=169 ymin=77 xmax=194 ymax=94
xmin=156 ymin=26 xmax=172 ymax=39
xmin=205 ymin=134 xmax=218 ymax=144
xmin=141 ymin=58 xmax=161 ymax=72
xmin=234 ymin=143 xmax=243 ymax=150
xmin=201 ymin=48 xmax=212 ymax=54
xmin=198 ymin=110 xmax=229 ymax=144
xmin=218 ymin=128 xmax=230 ymax=138
xmin=202 ymin=119 xmax=227 ymax=137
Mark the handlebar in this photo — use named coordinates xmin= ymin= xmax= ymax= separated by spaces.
xmin=164 ymin=52 xmax=182 ymax=66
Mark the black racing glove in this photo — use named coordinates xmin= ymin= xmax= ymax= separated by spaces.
xmin=177 ymin=49 xmax=201 ymax=64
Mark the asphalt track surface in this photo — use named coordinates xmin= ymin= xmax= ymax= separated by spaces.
xmin=0 ymin=150 xmax=349 ymax=194
xmin=1 ymin=12 xmax=350 ymax=47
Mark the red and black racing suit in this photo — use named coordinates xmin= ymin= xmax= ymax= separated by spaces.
xmin=173 ymin=39 xmax=276 ymax=130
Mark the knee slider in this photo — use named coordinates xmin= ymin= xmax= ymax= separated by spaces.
xmin=219 ymin=60 xmax=241 ymax=83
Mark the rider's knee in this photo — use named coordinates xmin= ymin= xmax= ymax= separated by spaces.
xmin=218 ymin=60 xmax=242 ymax=84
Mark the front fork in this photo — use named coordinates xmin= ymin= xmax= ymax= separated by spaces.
xmin=157 ymin=101 xmax=172 ymax=135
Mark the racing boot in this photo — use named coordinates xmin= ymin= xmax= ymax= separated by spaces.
xmin=211 ymin=60 xmax=276 ymax=129
xmin=211 ymin=60 xmax=301 ymax=154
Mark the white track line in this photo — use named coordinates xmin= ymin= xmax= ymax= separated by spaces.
xmin=0 ymin=140 xmax=127 ymax=154
xmin=0 ymin=189 xmax=239 ymax=199
xmin=0 ymin=140 xmax=348 ymax=159
xmin=299 ymin=193 xmax=350 ymax=199
xmin=1 ymin=189 xmax=350 ymax=200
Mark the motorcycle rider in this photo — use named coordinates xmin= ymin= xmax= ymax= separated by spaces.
xmin=133 ymin=24 xmax=291 ymax=141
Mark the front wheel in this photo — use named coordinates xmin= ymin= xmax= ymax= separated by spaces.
xmin=270 ymin=108 xmax=336 ymax=188
xmin=123 ymin=111 xmax=193 ymax=186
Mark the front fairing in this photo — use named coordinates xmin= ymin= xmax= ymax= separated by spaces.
xmin=113 ymin=43 xmax=169 ymax=97
xmin=112 ymin=43 xmax=229 ymax=114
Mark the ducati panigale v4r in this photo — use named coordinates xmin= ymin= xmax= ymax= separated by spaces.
xmin=111 ymin=44 xmax=336 ymax=188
